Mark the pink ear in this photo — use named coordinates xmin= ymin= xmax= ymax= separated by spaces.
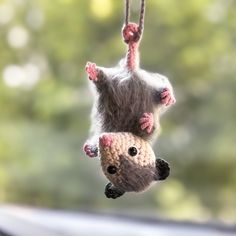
xmin=99 ymin=133 xmax=113 ymax=148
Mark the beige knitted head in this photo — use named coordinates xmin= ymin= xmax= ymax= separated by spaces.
xmin=99 ymin=132 xmax=157 ymax=192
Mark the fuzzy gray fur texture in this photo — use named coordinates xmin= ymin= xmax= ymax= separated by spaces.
xmin=86 ymin=60 xmax=175 ymax=148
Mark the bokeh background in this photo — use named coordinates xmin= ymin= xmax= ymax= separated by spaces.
xmin=0 ymin=0 xmax=235 ymax=224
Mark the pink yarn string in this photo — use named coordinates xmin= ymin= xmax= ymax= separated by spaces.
xmin=123 ymin=0 xmax=146 ymax=71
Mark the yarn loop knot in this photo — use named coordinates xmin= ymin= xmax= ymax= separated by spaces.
xmin=122 ymin=23 xmax=141 ymax=44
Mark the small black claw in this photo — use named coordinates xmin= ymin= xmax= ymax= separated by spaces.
xmin=105 ymin=183 xmax=125 ymax=199
xmin=91 ymin=145 xmax=98 ymax=156
xmin=155 ymin=159 xmax=170 ymax=181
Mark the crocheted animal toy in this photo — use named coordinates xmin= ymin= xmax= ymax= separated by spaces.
xmin=99 ymin=132 xmax=170 ymax=199
xmin=83 ymin=0 xmax=175 ymax=198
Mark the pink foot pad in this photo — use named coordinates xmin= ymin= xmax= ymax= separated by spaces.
xmin=139 ymin=113 xmax=154 ymax=134
xmin=83 ymin=143 xmax=98 ymax=158
xmin=161 ymin=88 xmax=176 ymax=106
xmin=85 ymin=62 xmax=98 ymax=81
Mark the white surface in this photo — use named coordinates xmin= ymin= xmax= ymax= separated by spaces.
xmin=0 ymin=205 xmax=234 ymax=236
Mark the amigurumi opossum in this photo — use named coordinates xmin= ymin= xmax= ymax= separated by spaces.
xmin=83 ymin=15 xmax=175 ymax=198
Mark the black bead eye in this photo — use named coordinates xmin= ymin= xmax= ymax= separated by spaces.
xmin=128 ymin=147 xmax=138 ymax=156
xmin=107 ymin=165 xmax=117 ymax=175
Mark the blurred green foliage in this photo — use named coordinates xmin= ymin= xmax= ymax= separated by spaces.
xmin=0 ymin=0 xmax=235 ymax=222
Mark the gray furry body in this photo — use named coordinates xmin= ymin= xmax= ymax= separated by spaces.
xmin=88 ymin=62 xmax=174 ymax=146
xmin=98 ymin=72 xmax=153 ymax=139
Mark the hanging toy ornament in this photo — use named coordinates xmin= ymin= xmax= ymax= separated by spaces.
xmin=83 ymin=0 xmax=176 ymax=199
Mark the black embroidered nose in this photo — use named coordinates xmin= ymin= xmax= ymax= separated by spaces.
xmin=107 ymin=166 xmax=117 ymax=174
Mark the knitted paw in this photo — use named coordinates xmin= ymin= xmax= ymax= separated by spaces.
xmin=139 ymin=112 xmax=154 ymax=134
xmin=160 ymin=88 xmax=176 ymax=106
xmin=83 ymin=143 xmax=98 ymax=158
xmin=105 ymin=183 xmax=125 ymax=199
xmin=85 ymin=62 xmax=98 ymax=81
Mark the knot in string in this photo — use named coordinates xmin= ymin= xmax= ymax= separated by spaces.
xmin=123 ymin=0 xmax=145 ymax=45
xmin=122 ymin=23 xmax=140 ymax=44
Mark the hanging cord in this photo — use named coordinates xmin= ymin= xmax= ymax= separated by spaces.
xmin=125 ymin=0 xmax=130 ymax=26
xmin=138 ymin=0 xmax=145 ymax=38
xmin=123 ymin=0 xmax=146 ymax=70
